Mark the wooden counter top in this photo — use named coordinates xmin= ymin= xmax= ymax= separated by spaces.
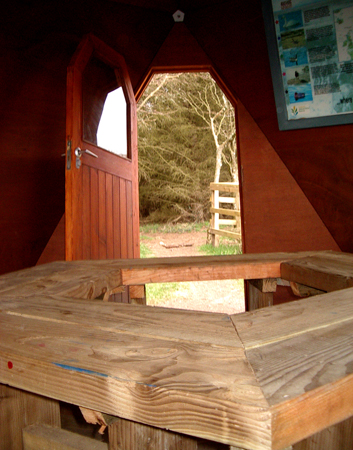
xmin=1 ymin=251 xmax=353 ymax=449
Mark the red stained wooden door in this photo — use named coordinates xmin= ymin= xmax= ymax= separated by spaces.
xmin=66 ymin=35 xmax=139 ymax=273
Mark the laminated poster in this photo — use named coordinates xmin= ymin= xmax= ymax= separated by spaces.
xmin=266 ymin=0 xmax=353 ymax=128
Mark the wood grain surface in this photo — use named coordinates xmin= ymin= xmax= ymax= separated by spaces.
xmin=281 ymin=253 xmax=353 ymax=292
xmin=1 ymin=252 xmax=353 ymax=449
xmin=0 ymin=297 xmax=270 ymax=449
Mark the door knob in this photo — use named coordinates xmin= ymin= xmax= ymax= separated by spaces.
xmin=74 ymin=147 xmax=98 ymax=158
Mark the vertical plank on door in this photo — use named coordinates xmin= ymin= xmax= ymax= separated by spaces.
xmin=119 ymin=178 xmax=128 ymax=259
xmin=0 ymin=384 xmax=60 ymax=450
xmin=98 ymin=170 xmax=107 ymax=259
xmin=90 ymin=167 xmax=99 ymax=259
xmin=112 ymin=175 xmax=121 ymax=259
xmin=126 ymin=180 xmax=133 ymax=259
xmin=82 ymin=164 xmax=91 ymax=260
xmin=106 ymin=172 xmax=114 ymax=260
xmin=72 ymin=162 xmax=84 ymax=261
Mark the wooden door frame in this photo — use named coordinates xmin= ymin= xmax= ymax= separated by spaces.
xmin=135 ymin=65 xmax=245 ymax=251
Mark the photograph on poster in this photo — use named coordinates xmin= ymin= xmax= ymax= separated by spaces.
xmin=262 ymin=0 xmax=353 ymax=129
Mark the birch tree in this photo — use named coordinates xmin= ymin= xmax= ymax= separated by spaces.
xmin=137 ymin=72 xmax=237 ymax=222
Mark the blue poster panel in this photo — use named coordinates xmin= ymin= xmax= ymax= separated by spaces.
xmin=262 ymin=0 xmax=353 ymax=129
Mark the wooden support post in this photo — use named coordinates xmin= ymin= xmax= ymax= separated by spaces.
xmin=292 ymin=417 xmax=353 ymax=450
xmin=211 ymin=188 xmax=220 ymax=247
xmin=247 ymin=278 xmax=277 ymax=310
xmin=129 ymin=284 xmax=146 ymax=305
xmin=108 ymin=417 xmax=198 ymax=450
xmin=0 ymin=384 xmax=61 ymax=450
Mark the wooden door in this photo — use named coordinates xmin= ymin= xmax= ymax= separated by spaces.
xmin=66 ymin=35 xmax=139 ymax=270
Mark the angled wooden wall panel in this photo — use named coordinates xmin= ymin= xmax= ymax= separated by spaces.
xmin=236 ymin=100 xmax=340 ymax=254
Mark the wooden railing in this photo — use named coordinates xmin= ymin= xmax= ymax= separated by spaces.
xmin=209 ymin=182 xmax=241 ymax=246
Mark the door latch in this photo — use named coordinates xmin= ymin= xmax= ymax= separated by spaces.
xmin=74 ymin=147 xmax=98 ymax=169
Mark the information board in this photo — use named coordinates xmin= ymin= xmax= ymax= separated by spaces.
xmin=262 ymin=0 xmax=353 ymax=129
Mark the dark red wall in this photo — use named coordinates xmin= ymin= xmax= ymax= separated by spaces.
xmin=185 ymin=0 xmax=352 ymax=252
xmin=0 ymin=0 xmax=351 ymax=274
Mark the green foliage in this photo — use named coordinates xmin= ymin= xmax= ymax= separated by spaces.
xmin=137 ymin=73 xmax=237 ymax=223
xmin=199 ymin=242 xmax=242 ymax=256
xmin=140 ymin=242 xmax=154 ymax=258
xmin=146 ymin=282 xmax=183 ymax=306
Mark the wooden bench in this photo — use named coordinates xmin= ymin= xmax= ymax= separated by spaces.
xmin=1 ymin=251 xmax=353 ymax=450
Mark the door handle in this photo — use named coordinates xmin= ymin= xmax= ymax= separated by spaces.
xmin=75 ymin=147 xmax=98 ymax=158
xmin=74 ymin=147 xmax=98 ymax=169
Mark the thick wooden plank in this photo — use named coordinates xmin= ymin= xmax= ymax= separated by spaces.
xmin=0 ymin=384 xmax=61 ymax=450
xmin=232 ymin=288 xmax=353 ymax=449
xmin=245 ymin=320 xmax=353 ymax=406
xmin=209 ymin=228 xmax=241 ymax=240
xmin=232 ymin=287 xmax=353 ymax=350
xmin=210 ymin=183 xmax=238 ymax=193
xmin=118 ymin=252 xmax=319 ymax=285
xmin=0 ymin=252 xmax=336 ymax=300
xmin=0 ymin=298 xmax=270 ymax=449
xmin=281 ymin=253 xmax=353 ymax=292
xmin=271 ymin=373 xmax=353 ymax=449
xmin=0 ymin=263 xmax=123 ymax=300
xmin=0 ymin=296 xmax=243 ymax=347
xmin=23 ymin=424 xmax=108 ymax=450
xmin=210 ymin=207 xmax=240 ymax=217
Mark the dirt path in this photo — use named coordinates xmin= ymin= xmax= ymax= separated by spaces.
xmin=141 ymin=231 xmax=245 ymax=314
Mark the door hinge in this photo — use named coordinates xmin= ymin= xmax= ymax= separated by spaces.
xmin=66 ymin=138 xmax=72 ymax=170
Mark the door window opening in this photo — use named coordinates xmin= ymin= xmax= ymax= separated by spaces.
xmin=97 ymin=87 xmax=127 ymax=157
xmin=82 ymin=54 xmax=129 ymax=159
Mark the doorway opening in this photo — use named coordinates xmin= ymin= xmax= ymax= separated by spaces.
xmin=137 ymin=71 xmax=245 ymax=314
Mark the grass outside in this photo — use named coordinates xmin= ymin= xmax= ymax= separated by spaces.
xmin=140 ymin=221 xmax=210 ymax=234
